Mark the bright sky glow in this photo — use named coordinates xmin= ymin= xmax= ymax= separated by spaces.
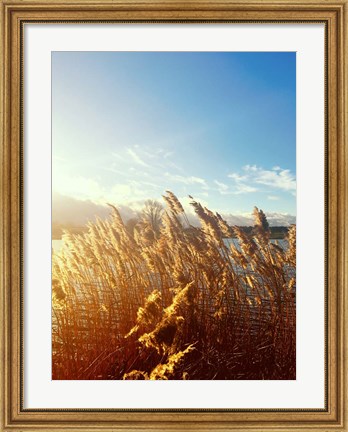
xmin=52 ymin=51 xmax=296 ymax=217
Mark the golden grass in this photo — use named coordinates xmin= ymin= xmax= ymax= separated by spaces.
xmin=52 ymin=192 xmax=296 ymax=380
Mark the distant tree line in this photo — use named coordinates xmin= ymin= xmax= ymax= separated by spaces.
xmin=237 ymin=225 xmax=289 ymax=239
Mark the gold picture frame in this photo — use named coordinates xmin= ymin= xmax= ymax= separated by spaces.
xmin=1 ymin=0 xmax=347 ymax=430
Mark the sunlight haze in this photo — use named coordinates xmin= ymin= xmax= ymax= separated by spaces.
xmin=52 ymin=51 xmax=296 ymax=225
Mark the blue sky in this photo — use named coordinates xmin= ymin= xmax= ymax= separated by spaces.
xmin=52 ymin=51 xmax=296 ymax=219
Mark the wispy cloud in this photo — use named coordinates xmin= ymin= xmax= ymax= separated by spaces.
xmin=112 ymin=146 xmax=182 ymax=175
xmin=268 ymin=195 xmax=280 ymax=201
xmin=155 ymin=148 xmax=174 ymax=159
xmin=243 ymin=165 xmax=296 ymax=192
xmin=227 ymin=172 xmax=258 ymax=195
xmin=165 ymin=173 xmax=207 ymax=187
xmin=166 ymin=161 xmax=183 ymax=172
xmin=227 ymin=165 xmax=296 ymax=195
xmin=228 ymin=173 xmax=248 ymax=182
xmin=127 ymin=148 xmax=149 ymax=167
xmin=235 ymin=184 xmax=258 ymax=194
xmin=214 ymin=180 xmax=229 ymax=194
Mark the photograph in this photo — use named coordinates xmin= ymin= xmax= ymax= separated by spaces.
xmin=51 ymin=51 xmax=296 ymax=381
xmin=2 ymin=0 xmax=347 ymax=428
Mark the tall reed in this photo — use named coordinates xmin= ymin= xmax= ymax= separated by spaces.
xmin=52 ymin=192 xmax=296 ymax=380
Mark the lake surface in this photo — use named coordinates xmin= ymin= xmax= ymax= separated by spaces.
xmin=52 ymin=238 xmax=287 ymax=252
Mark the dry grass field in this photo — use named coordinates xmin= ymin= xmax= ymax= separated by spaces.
xmin=52 ymin=191 xmax=296 ymax=380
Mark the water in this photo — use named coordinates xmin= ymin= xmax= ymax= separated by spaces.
xmin=224 ymin=238 xmax=288 ymax=250
xmin=52 ymin=238 xmax=287 ymax=253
